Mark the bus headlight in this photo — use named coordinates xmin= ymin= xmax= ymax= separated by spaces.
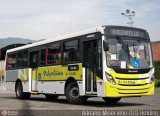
xmin=105 ymin=72 xmax=116 ymax=85
xmin=149 ymin=75 xmax=155 ymax=84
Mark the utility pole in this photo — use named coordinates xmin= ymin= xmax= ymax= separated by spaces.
xmin=121 ymin=9 xmax=135 ymax=27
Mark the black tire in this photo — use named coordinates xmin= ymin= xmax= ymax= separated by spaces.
xmin=15 ymin=82 xmax=31 ymax=99
xmin=66 ymin=82 xmax=87 ymax=104
xmin=45 ymin=94 xmax=59 ymax=100
xmin=102 ymin=97 xmax=121 ymax=104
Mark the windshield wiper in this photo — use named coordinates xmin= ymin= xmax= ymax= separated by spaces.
xmin=116 ymin=37 xmax=131 ymax=61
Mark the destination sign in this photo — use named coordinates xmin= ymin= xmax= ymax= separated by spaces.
xmin=111 ymin=29 xmax=140 ymax=37
xmin=105 ymin=27 xmax=147 ymax=39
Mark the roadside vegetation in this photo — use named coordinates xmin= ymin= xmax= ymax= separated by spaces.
xmin=155 ymin=61 xmax=160 ymax=87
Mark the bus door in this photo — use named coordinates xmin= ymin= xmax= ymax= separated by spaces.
xmin=84 ymin=40 xmax=97 ymax=94
xmin=30 ymin=51 xmax=39 ymax=91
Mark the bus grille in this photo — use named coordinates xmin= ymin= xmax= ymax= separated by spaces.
xmin=115 ymin=77 xmax=150 ymax=94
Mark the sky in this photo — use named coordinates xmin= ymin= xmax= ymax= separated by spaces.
xmin=0 ymin=0 xmax=159 ymax=41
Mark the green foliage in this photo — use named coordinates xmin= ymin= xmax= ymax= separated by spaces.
xmin=154 ymin=61 xmax=160 ymax=87
xmin=154 ymin=62 xmax=160 ymax=80
xmin=155 ymin=79 xmax=160 ymax=87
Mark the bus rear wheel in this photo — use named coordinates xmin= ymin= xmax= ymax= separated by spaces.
xmin=15 ymin=82 xmax=31 ymax=99
xmin=66 ymin=82 xmax=87 ymax=104
xmin=102 ymin=97 xmax=121 ymax=104
xmin=45 ymin=94 xmax=58 ymax=100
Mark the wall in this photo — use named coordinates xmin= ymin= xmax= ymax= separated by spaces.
xmin=151 ymin=41 xmax=160 ymax=62
xmin=0 ymin=60 xmax=5 ymax=77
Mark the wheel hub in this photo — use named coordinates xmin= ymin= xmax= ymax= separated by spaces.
xmin=70 ymin=87 xmax=79 ymax=99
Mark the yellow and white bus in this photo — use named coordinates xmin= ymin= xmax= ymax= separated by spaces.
xmin=5 ymin=26 xmax=154 ymax=104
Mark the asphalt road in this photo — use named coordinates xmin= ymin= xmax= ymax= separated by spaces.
xmin=0 ymin=89 xmax=160 ymax=116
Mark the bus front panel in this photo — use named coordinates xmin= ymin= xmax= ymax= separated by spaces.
xmin=103 ymin=26 xmax=155 ymax=98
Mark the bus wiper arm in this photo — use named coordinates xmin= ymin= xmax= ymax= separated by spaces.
xmin=116 ymin=37 xmax=129 ymax=53
xmin=116 ymin=37 xmax=130 ymax=61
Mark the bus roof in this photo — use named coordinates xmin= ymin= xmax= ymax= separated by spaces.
xmin=6 ymin=25 xmax=148 ymax=53
xmin=7 ymin=26 xmax=104 ymax=53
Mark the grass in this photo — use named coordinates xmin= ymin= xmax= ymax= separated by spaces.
xmin=155 ymin=87 xmax=160 ymax=91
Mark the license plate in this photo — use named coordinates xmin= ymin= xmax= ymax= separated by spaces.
xmin=118 ymin=80 xmax=136 ymax=85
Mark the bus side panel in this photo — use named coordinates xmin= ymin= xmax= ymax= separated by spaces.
xmin=6 ymin=70 xmax=18 ymax=82
xmin=22 ymin=82 xmax=29 ymax=92
xmin=5 ymin=69 xmax=29 ymax=92
xmin=77 ymin=81 xmax=84 ymax=96
xmin=5 ymin=70 xmax=18 ymax=91
xmin=36 ymin=63 xmax=83 ymax=95
xmin=36 ymin=81 xmax=83 ymax=95
xmin=36 ymin=82 xmax=83 ymax=95
xmin=37 ymin=81 xmax=65 ymax=94
xmin=97 ymin=79 xmax=104 ymax=96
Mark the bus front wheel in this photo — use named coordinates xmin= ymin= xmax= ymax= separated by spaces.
xmin=102 ymin=97 xmax=121 ymax=104
xmin=15 ymin=82 xmax=31 ymax=99
xmin=66 ymin=82 xmax=87 ymax=104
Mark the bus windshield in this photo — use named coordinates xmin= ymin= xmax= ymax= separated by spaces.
xmin=105 ymin=37 xmax=153 ymax=69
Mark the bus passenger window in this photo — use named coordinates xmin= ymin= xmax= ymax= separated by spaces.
xmin=40 ymin=48 xmax=46 ymax=66
xmin=30 ymin=53 xmax=38 ymax=68
xmin=46 ymin=43 xmax=61 ymax=65
xmin=17 ymin=51 xmax=28 ymax=68
xmin=7 ymin=53 xmax=17 ymax=69
xmin=63 ymin=40 xmax=79 ymax=62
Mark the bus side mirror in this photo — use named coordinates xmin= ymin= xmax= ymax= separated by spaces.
xmin=103 ymin=40 xmax=109 ymax=51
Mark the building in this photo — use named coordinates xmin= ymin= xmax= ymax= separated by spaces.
xmin=151 ymin=41 xmax=160 ymax=62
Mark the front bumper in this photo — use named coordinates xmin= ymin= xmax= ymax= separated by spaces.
xmin=105 ymin=81 xmax=155 ymax=97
